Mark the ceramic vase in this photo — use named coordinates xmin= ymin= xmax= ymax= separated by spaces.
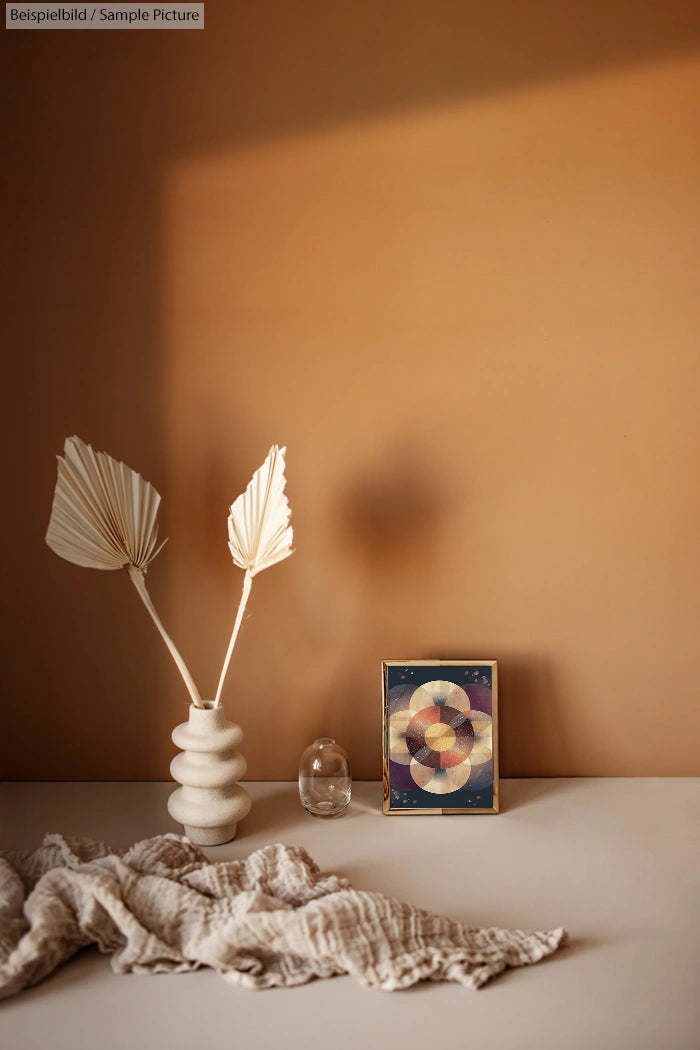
xmin=167 ymin=702 xmax=251 ymax=845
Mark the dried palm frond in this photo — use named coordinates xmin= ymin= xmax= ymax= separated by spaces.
xmin=214 ymin=445 xmax=293 ymax=707
xmin=46 ymin=436 xmax=203 ymax=708
xmin=227 ymin=444 xmax=294 ymax=578
xmin=46 ymin=435 xmax=165 ymax=571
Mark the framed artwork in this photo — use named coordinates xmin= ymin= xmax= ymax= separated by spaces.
xmin=382 ymin=660 xmax=498 ymax=814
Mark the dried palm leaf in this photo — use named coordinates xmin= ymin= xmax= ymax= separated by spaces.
xmin=46 ymin=435 xmax=165 ymax=571
xmin=46 ymin=436 xmax=203 ymax=708
xmin=214 ymin=445 xmax=293 ymax=707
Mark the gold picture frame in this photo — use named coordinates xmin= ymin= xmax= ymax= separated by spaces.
xmin=382 ymin=660 xmax=499 ymax=815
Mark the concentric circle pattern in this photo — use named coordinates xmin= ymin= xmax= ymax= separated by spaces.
xmin=389 ymin=679 xmax=493 ymax=795
xmin=406 ymin=705 xmax=474 ymax=769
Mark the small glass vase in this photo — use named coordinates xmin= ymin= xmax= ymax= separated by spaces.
xmin=298 ymin=738 xmax=352 ymax=818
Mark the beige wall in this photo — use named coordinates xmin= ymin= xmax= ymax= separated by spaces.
xmin=3 ymin=3 xmax=700 ymax=780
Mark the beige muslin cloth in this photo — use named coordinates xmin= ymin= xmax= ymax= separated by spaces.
xmin=0 ymin=834 xmax=566 ymax=999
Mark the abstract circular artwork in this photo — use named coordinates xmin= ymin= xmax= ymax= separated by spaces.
xmin=383 ymin=663 xmax=498 ymax=813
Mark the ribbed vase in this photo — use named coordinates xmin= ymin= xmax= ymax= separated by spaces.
xmin=167 ymin=702 xmax=251 ymax=845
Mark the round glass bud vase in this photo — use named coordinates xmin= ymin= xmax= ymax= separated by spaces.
xmin=298 ymin=738 xmax=352 ymax=818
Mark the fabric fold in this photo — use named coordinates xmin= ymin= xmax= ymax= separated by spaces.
xmin=0 ymin=834 xmax=566 ymax=999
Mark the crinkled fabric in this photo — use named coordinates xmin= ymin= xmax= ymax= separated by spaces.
xmin=0 ymin=834 xmax=566 ymax=999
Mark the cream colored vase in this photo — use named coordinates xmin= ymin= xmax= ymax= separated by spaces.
xmin=168 ymin=702 xmax=251 ymax=845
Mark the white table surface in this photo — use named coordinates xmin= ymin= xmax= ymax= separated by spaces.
xmin=1 ymin=778 xmax=699 ymax=1050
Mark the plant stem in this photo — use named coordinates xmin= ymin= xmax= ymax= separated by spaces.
xmin=214 ymin=569 xmax=252 ymax=708
xmin=126 ymin=565 xmax=204 ymax=708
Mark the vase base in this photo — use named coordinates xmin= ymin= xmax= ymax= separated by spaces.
xmin=184 ymin=823 xmax=238 ymax=846
xmin=302 ymin=803 xmax=348 ymax=819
